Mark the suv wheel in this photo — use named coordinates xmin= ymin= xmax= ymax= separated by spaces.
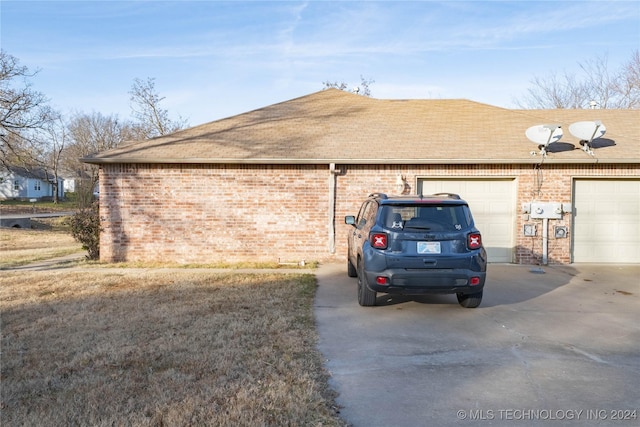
xmin=457 ymin=291 xmax=483 ymax=308
xmin=357 ymin=258 xmax=377 ymax=306
xmin=347 ymin=259 xmax=357 ymax=277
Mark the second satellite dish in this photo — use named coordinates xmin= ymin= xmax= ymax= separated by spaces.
xmin=569 ymin=121 xmax=606 ymax=155
xmin=569 ymin=120 xmax=606 ymax=141
xmin=525 ymin=124 xmax=563 ymax=156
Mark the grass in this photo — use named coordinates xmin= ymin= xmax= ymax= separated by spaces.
xmin=0 ymin=220 xmax=85 ymax=269
xmin=0 ymin=199 xmax=78 ymax=214
xmin=0 ymin=232 xmax=346 ymax=426
xmin=90 ymin=260 xmax=320 ymax=270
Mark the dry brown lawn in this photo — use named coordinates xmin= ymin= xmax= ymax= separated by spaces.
xmin=0 ymin=231 xmax=345 ymax=426
xmin=1 ymin=220 xmax=84 ymax=268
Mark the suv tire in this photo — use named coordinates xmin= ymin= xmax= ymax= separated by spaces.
xmin=347 ymin=259 xmax=357 ymax=277
xmin=357 ymin=258 xmax=377 ymax=306
xmin=457 ymin=291 xmax=483 ymax=308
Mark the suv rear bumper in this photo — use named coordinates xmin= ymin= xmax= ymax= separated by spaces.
xmin=363 ymin=268 xmax=486 ymax=295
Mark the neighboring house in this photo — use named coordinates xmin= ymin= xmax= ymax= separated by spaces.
xmin=83 ymin=89 xmax=640 ymax=265
xmin=62 ymin=174 xmax=77 ymax=193
xmin=61 ymin=170 xmax=98 ymax=196
xmin=0 ymin=167 xmax=64 ymax=200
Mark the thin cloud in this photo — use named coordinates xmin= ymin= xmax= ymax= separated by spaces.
xmin=445 ymin=1 xmax=639 ymax=48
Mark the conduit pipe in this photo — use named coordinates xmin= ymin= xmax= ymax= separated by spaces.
xmin=328 ymin=163 xmax=340 ymax=254
xmin=542 ymin=218 xmax=549 ymax=265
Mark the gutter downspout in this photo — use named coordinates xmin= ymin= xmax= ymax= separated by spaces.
xmin=542 ymin=217 xmax=549 ymax=265
xmin=328 ymin=163 xmax=340 ymax=254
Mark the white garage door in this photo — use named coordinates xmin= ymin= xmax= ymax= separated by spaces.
xmin=418 ymin=179 xmax=515 ymax=263
xmin=573 ymin=179 xmax=640 ymax=263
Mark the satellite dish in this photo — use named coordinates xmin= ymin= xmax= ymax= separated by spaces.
xmin=525 ymin=124 xmax=563 ymax=156
xmin=569 ymin=121 xmax=606 ymax=156
xmin=569 ymin=121 xmax=606 ymax=141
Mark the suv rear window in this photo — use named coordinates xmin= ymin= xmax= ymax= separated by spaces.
xmin=381 ymin=204 xmax=471 ymax=231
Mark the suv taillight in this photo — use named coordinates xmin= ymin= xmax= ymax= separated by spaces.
xmin=370 ymin=232 xmax=388 ymax=249
xmin=467 ymin=232 xmax=482 ymax=250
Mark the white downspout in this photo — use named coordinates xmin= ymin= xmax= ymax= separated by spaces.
xmin=328 ymin=163 xmax=339 ymax=254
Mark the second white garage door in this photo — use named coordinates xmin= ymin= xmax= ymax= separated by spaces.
xmin=573 ymin=179 xmax=640 ymax=263
xmin=418 ymin=179 xmax=515 ymax=263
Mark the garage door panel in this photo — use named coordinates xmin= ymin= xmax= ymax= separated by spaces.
xmin=619 ymin=201 xmax=638 ymax=212
xmin=488 ymin=201 xmax=509 ymax=214
xmin=579 ymin=222 xmax=638 ymax=238
xmin=418 ymin=179 xmax=515 ymax=263
xmin=573 ymin=179 xmax=640 ymax=263
xmin=614 ymin=223 xmax=639 ymax=239
xmin=486 ymin=223 xmax=510 ymax=240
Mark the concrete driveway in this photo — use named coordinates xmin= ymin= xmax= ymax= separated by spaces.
xmin=314 ymin=263 xmax=640 ymax=426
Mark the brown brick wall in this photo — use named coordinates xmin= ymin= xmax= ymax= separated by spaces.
xmin=99 ymin=163 xmax=639 ymax=265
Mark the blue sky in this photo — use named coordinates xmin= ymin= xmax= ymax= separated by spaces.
xmin=2 ymin=1 xmax=639 ymax=126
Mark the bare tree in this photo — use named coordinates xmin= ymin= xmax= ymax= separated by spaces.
xmin=323 ymin=75 xmax=375 ymax=97
xmin=129 ymin=77 xmax=188 ymax=139
xmin=0 ymin=114 xmax=67 ymax=203
xmin=0 ymin=50 xmax=56 ymax=166
xmin=47 ymin=119 xmax=67 ymax=203
xmin=517 ymin=50 xmax=639 ymax=109
xmin=0 ymin=51 xmax=68 ymax=202
xmin=518 ymin=71 xmax=588 ymax=109
xmin=29 ymin=116 xmax=68 ymax=203
xmin=613 ymin=50 xmax=640 ymax=108
xmin=579 ymin=53 xmax=619 ymax=109
xmin=65 ymin=112 xmax=134 ymax=207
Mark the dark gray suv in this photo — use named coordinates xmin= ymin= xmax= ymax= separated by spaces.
xmin=345 ymin=193 xmax=487 ymax=308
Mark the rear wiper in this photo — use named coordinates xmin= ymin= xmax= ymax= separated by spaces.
xmin=405 ymin=225 xmax=432 ymax=230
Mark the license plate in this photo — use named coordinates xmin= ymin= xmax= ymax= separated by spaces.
xmin=417 ymin=241 xmax=441 ymax=254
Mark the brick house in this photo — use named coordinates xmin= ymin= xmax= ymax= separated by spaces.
xmin=83 ymin=89 xmax=640 ymax=265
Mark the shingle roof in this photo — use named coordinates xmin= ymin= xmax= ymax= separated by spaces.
xmin=3 ymin=166 xmax=61 ymax=182
xmin=83 ymin=88 xmax=640 ymax=165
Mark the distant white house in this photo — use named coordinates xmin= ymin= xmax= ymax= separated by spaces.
xmin=61 ymin=170 xmax=98 ymax=195
xmin=62 ymin=175 xmax=77 ymax=193
xmin=0 ymin=167 xmax=65 ymax=200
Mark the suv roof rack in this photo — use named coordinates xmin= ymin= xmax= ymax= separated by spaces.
xmin=368 ymin=192 xmax=388 ymax=199
xmin=432 ymin=192 xmax=461 ymax=200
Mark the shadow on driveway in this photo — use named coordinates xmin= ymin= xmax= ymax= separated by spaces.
xmin=363 ymin=263 xmax=580 ymax=308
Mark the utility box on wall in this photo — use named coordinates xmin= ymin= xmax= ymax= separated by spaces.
xmin=529 ymin=202 xmax=563 ymax=219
